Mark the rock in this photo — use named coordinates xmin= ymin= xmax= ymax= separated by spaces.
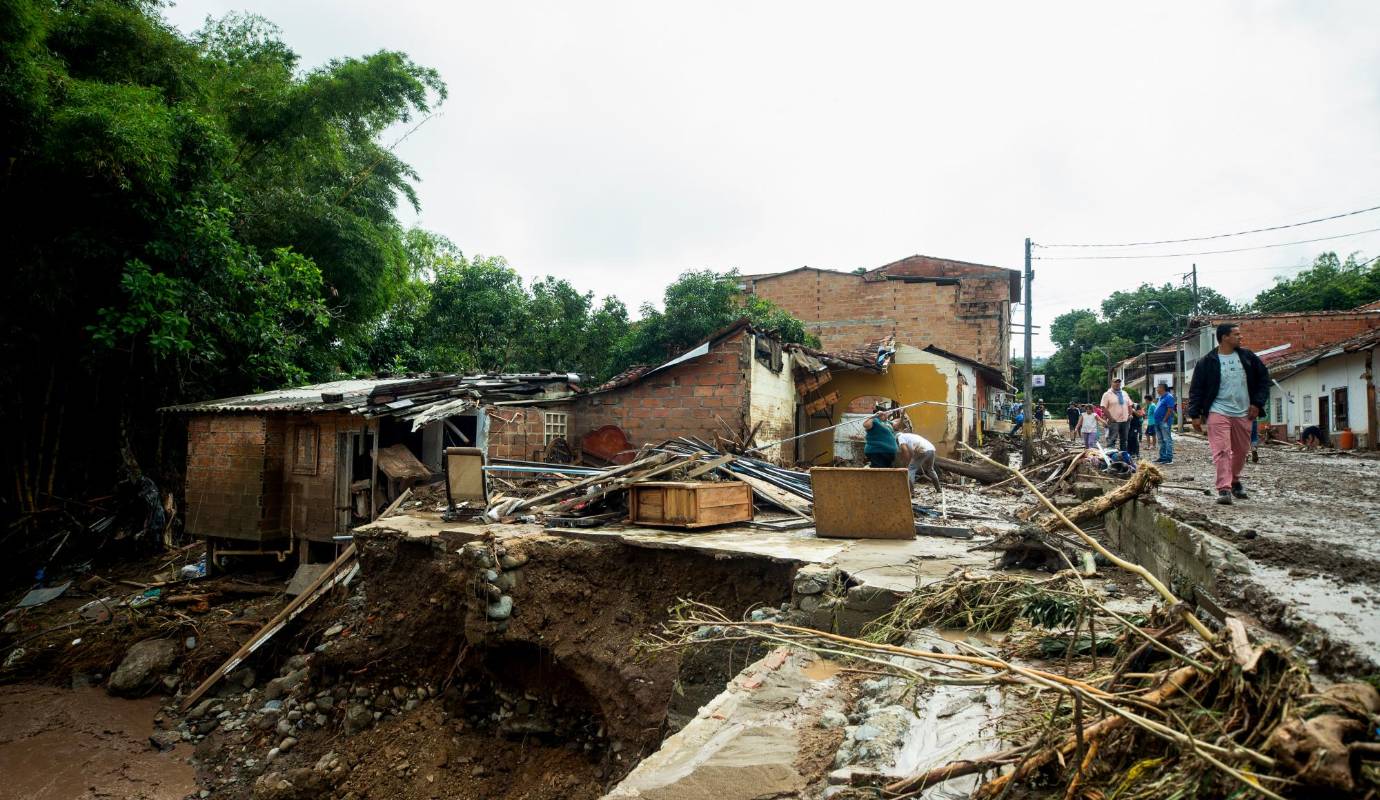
xmin=265 ymin=669 xmax=308 ymax=701
xmin=482 ymin=569 xmax=498 ymax=583
xmin=283 ymin=655 xmax=309 ymax=673
xmin=460 ymin=543 xmax=494 ymax=568
xmin=819 ymin=710 xmax=849 ymax=729
xmin=261 ymin=700 xmax=284 ymax=713
xmin=276 ymin=719 xmax=293 ymax=736
xmin=280 ymin=736 xmax=297 ymax=752
xmin=322 ymin=624 xmax=344 ymax=638
xmin=315 ymin=695 xmax=334 ymax=711
xmin=793 ymin=564 xmax=838 ymax=596
xmin=486 ymin=595 xmax=513 ymax=621
xmin=493 ymin=571 xmax=517 ymax=591
xmin=287 ymin=710 xmax=302 ymax=722
xmin=233 ymin=667 xmax=258 ymax=689
xmin=304 ymin=701 xmax=317 ymax=713
xmin=392 ymin=685 xmax=410 ymax=701
xmin=266 ymin=747 xmax=280 ymax=762
xmin=498 ymin=552 xmax=528 ymax=570
xmin=344 ymin=704 xmax=373 ymax=735
xmin=852 ymin=724 xmax=880 ymax=741
xmin=108 ymin=639 xmax=180 ymax=696
xmin=188 ymin=699 xmax=217 ymax=720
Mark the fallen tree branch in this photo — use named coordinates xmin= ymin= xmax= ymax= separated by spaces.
xmin=959 ymin=443 xmax=1214 ymax=644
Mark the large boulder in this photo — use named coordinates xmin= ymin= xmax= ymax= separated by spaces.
xmin=108 ymin=638 xmax=180 ymax=696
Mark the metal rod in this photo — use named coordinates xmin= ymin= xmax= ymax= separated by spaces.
xmin=482 ymin=464 xmax=604 ymax=476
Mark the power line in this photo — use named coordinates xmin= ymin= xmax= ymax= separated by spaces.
xmin=1032 ymin=226 xmax=1380 ymax=261
xmin=1035 ymin=201 xmax=1380 ymax=248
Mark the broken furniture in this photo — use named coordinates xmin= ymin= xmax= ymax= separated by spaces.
xmin=581 ymin=425 xmax=637 ymax=465
xmin=628 ymin=481 xmax=754 ymax=529
xmin=376 ymin=443 xmax=433 ymax=502
xmin=444 ymin=447 xmax=488 ymax=519
xmin=810 ymin=467 xmax=916 ymax=539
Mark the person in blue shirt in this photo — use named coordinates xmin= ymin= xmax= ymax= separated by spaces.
xmin=1151 ymin=382 xmax=1176 ymax=464
xmin=862 ymin=401 xmax=901 ymax=467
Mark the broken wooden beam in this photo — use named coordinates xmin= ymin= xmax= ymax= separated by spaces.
xmin=934 ymin=455 xmax=1006 ymax=485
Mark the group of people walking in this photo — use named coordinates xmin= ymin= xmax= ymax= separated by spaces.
xmin=1063 ymin=322 xmax=1269 ymax=506
xmin=858 ymin=322 xmax=1269 ymax=509
xmin=1063 ymin=378 xmax=1179 ymax=463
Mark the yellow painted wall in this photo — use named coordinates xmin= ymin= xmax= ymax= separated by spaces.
xmin=801 ymin=346 xmax=960 ymax=463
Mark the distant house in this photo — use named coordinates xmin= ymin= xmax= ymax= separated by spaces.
xmin=1113 ymin=304 xmax=1380 ymax=447
xmin=1263 ymin=327 xmax=1380 ymax=446
xmin=741 ymin=254 xmax=1020 ymax=378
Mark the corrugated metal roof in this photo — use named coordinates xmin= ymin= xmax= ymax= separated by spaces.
xmin=161 ymin=378 xmax=418 ymax=413
xmin=161 ymin=373 xmax=580 ymax=423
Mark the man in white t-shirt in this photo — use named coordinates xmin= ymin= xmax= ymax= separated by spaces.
xmin=897 ymin=431 xmax=942 ymax=493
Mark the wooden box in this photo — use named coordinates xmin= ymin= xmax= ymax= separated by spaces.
xmin=810 ymin=467 xmax=915 ymax=539
xmin=628 ymin=481 xmax=754 ymax=529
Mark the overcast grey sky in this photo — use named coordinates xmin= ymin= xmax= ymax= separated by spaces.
xmin=165 ymin=1 xmax=1380 ymax=356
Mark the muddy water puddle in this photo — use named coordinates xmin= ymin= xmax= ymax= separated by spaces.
xmin=0 ymin=684 xmax=195 ymax=800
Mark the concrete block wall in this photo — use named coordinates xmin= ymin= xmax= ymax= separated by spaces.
xmin=1104 ymin=498 xmax=1249 ymax=600
xmin=185 ymin=415 xmax=272 ymax=541
xmin=572 ymin=334 xmax=751 ymax=448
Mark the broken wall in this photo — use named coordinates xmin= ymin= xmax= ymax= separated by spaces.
xmin=798 ymin=345 xmax=967 ymax=463
xmin=571 ymin=333 xmax=751 ymax=449
xmin=748 ymin=334 xmax=796 ymax=461
xmin=745 ymin=268 xmax=1012 ymax=374
xmin=279 ymin=412 xmax=368 ymax=542
xmin=485 ymin=405 xmax=551 ymax=461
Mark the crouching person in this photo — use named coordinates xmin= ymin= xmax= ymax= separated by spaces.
xmin=897 ymin=431 xmax=942 ymax=493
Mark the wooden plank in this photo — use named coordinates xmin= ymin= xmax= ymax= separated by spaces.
xmin=733 ymin=473 xmax=812 ymax=518
xmin=811 ymin=467 xmax=914 ymax=539
xmin=515 ymin=452 xmax=669 ymax=510
xmin=541 ymin=456 xmax=689 ymax=513
xmin=180 ymin=543 xmax=357 ymax=711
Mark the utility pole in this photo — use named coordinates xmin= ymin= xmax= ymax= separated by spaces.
xmin=1190 ymin=263 xmax=1199 ymax=317
xmin=1022 ymin=237 xmax=1034 ymax=465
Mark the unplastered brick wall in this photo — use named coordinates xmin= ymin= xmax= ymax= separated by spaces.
xmin=1228 ymin=312 xmax=1380 ymax=353
xmin=486 ymin=405 xmax=550 ymax=461
xmin=280 ymin=412 xmax=358 ymax=542
xmin=572 ymin=333 xmax=751 ymax=447
xmin=185 ymin=414 xmax=271 ymax=541
xmin=746 ymin=269 xmax=1011 ymax=373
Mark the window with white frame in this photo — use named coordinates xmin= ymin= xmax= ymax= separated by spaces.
xmin=1273 ymin=397 xmax=1283 ymax=424
xmin=543 ymin=411 xmax=568 ymax=444
xmin=1303 ymin=395 xmax=1313 ymax=424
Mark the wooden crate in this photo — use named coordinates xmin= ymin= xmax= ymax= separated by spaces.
xmin=810 ymin=467 xmax=915 ymax=539
xmin=628 ymin=481 xmax=754 ymax=529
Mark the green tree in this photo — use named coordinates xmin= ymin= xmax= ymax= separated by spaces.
xmin=1250 ymin=252 xmax=1380 ymax=312
xmin=607 ymin=270 xmax=818 ymax=376
xmin=2 ymin=2 xmax=444 ymax=519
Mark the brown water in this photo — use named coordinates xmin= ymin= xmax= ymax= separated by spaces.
xmin=0 ymin=684 xmax=196 ymax=800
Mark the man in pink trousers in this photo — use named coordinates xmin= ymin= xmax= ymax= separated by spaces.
xmin=1187 ymin=323 xmax=1272 ymax=505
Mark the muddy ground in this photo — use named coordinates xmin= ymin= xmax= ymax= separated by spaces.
xmin=0 ymin=684 xmax=195 ymax=800
xmin=1150 ymin=433 xmax=1380 ymax=671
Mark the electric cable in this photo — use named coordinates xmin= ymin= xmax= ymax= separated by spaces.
xmin=1033 ymin=226 xmax=1380 ymax=261
xmin=1035 ymin=202 xmax=1380 ymax=248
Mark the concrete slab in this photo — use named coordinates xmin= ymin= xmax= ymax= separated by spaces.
xmin=603 ymin=648 xmax=850 ymax=800
xmin=358 ymin=512 xmax=1003 ymax=593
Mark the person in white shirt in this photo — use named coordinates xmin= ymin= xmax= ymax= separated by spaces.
xmin=896 ymin=431 xmax=942 ymax=492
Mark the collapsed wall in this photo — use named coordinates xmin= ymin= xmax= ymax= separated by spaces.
xmin=190 ymin=527 xmax=796 ymax=799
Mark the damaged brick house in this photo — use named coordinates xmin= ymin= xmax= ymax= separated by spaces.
xmin=162 ymin=374 xmax=578 ymax=566
xmin=740 ymin=254 xmax=1021 ymax=377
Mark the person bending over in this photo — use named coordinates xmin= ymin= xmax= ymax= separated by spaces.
xmin=862 ymin=401 xmax=902 ymax=468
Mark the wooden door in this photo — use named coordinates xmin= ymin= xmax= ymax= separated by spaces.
xmin=1318 ymin=397 xmax=1330 ymax=439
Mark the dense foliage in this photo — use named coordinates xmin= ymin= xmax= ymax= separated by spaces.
xmin=0 ymin=2 xmax=816 ymax=519
xmin=354 ymin=251 xmax=816 ymax=382
xmin=1249 ymin=252 xmax=1380 ymax=313
xmin=3 ymin=1 xmax=452 ymax=513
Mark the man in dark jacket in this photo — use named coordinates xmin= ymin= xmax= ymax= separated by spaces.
xmin=1187 ymin=323 xmax=1271 ymax=505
